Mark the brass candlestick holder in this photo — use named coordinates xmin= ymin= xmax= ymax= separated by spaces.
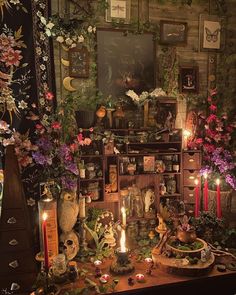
xmin=76 ymin=217 xmax=89 ymax=259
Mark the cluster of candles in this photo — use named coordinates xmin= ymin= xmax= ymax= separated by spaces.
xmin=194 ymin=172 xmax=222 ymax=219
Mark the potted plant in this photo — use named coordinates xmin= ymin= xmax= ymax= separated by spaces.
xmin=176 ymin=215 xmax=197 ymax=243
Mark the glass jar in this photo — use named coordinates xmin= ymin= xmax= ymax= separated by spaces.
xmin=52 ymin=254 xmax=67 ymax=276
xmin=139 ymin=219 xmax=148 ymax=239
xmin=166 ymin=176 xmax=177 ymax=194
xmin=120 ymin=188 xmax=131 ymax=217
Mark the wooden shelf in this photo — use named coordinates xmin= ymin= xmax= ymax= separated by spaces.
xmin=79 ymin=177 xmax=103 ymax=182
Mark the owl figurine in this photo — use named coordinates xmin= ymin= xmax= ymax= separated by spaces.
xmin=58 ymin=190 xmax=79 ymax=233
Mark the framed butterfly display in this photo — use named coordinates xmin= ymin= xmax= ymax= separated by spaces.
xmin=199 ymin=14 xmax=225 ymax=51
xmin=105 ymin=0 xmax=131 ymax=24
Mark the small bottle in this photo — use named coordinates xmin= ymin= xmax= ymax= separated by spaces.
xmin=79 ymin=160 xmax=85 ymax=179
xmin=172 ymin=155 xmax=180 ymax=172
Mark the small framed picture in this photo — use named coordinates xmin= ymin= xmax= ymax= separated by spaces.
xmin=199 ymin=14 xmax=225 ymax=52
xmin=143 ymin=156 xmax=155 ymax=172
xmin=106 ymin=0 xmax=131 ymax=24
xmin=68 ymin=46 xmax=89 ymax=78
xmin=179 ymin=66 xmax=199 ymax=93
xmin=160 ymin=20 xmax=187 ymax=45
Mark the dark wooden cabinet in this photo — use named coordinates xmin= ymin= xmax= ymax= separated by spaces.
xmin=0 ymin=146 xmax=37 ymax=293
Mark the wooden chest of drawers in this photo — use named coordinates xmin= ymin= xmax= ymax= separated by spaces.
xmin=182 ymin=150 xmax=202 ymax=210
xmin=0 ymin=146 xmax=37 ymax=293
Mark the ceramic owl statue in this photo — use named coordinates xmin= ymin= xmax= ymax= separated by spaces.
xmin=58 ymin=189 xmax=79 ymax=233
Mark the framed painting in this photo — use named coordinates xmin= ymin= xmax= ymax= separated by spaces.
xmin=199 ymin=14 xmax=225 ymax=52
xmin=179 ymin=66 xmax=199 ymax=93
xmin=160 ymin=20 xmax=187 ymax=45
xmin=96 ymin=29 xmax=156 ymax=99
xmin=105 ymin=0 xmax=131 ymax=24
xmin=68 ymin=46 xmax=89 ymax=78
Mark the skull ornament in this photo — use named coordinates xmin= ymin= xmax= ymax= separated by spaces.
xmin=59 ymin=230 xmax=79 ymax=260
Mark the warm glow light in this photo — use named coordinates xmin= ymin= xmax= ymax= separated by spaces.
xmin=145 ymin=257 xmax=153 ymax=263
xmin=216 ymin=178 xmax=220 ymax=185
xmin=120 ymin=229 xmax=126 ymax=253
xmin=194 ymin=179 xmax=199 ymax=186
xmin=121 ymin=206 xmax=126 ymax=226
xmin=203 ymin=172 xmax=208 ymax=179
xmin=183 ymin=129 xmax=191 ymax=138
xmin=94 ymin=260 xmax=102 ymax=266
xmin=42 ymin=212 xmax=48 ymax=221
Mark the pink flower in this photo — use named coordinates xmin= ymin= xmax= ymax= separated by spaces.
xmin=195 ymin=138 xmax=203 ymax=144
xmin=209 ymin=104 xmax=217 ymax=112
xmin=45 ymin=91 xmax=54 ymax=100
xmin=70 ymin=143 xmax=78 ymax=153
xmin=77 ymin=133 xmax=84 ymax=142
xmin=210 ymin=88 xmax=217 ymax=96
xmin=83 ymin=137 xmax=92 ymax=146
xmin=1 ymin=48 xmax=22 ymax=67
xmin=0 ymin=33 xmax=15 ymax=51
xmin=206 ymin=114 xmax=217 ymax=123
xmin=89 ymin=127 xmax=94 ymax=132
xmin=51 ymin=121 xmax=61 ymax=129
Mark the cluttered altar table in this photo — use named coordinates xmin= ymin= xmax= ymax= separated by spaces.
xmin=57 ymin=257 xmax=236 ymax=295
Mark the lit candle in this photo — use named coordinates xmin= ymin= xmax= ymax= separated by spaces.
xmin=216 ymin=179 xmax=222 ymax=219
xmin=136 ymin=273 xmax=145 ymax=282
xmin=120 ymin=229 xmax=126 ymax=253
xmin=194 ymin=179 xmax=200 ymax=218
xmin=121 ymin=206 xmax=126 ymax=227
xmin=99 ymin=274 xmax=110 ymax=284
xmin=203 ymin=172 xmax=208 ymax=211
xmin=79 ymin=194 xmax=86 ymax=218
xmin=42 ymin=212 xmax=49 ymax=272
xmin=183 ymin=129 xmax=191 ymax=150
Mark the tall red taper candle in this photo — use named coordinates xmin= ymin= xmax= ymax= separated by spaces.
xmin=42 ymin=212 xmax=49 ymax=272
xmin=194 ymin=179 xmax=200 ymax=218
xmin=216 ymin=179 xmax=222 ymax=219
xmin=203 ymin=173 xmax=208 ymax=211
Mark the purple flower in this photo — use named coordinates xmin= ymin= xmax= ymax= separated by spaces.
xmin=61 ymin=175 xmax=77 ymax=191
xmin=36 ymin=137 xmax=52 ymax=151
xmin=65 ymin=161 xmax=79 ymax=175
xmin=225 ymin=174 xmax=236 ymax=190
xmin=32 ymin=151 xmax=52 ymax=166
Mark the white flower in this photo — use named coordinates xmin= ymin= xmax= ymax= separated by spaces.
xmin=18 ymin=100 xmax=28 ymax=110
xmin=3 ymin=136 xmax=15 ymax=147
xmin=27 ymin=198 xmax=36 ymax=206
xmin=71 ymin=43 xmax=77 ymax=48
xmin=46 ymin=22 xmax=54 ymax=30
xmin=87 ymin=26 xmax=93 ymax=33
xmin=40 ymin=32 xmax=46 ymax=40
xmin=56 ymin=36 xmax=64 ymax=43
xmin=78 ymin=35 xmax=84 ymax=43
xmin=37 ymin=11 xmax=42 ymax=18
xmin=149 ymin=88 xmax=166 ymax=97
xmin=39 ymin=3 xmax=46 ymax=9
xmin=35 ymin=47 xmax=42 ymax=55
xmin=39 ymin=98 xmax=45 ymax=106
xmin=42 ymin=55 xmax=48 ymax=61
xmin=10 ymin=0 xmax=20 ymax=4
xmin=139 ymin=91 xmax=149 ymax=101
xmin=45 ymin=29 xmax=51 ymax=37
xmin=93 ymin=26 xmax=96 ymax=33
xmin=126 ymin=90 xmax=140 ymax=102
xmin=65 ymin=38 xmax=73 ymax=46
xmin=40 ymin=16 xmax=47 ymax=25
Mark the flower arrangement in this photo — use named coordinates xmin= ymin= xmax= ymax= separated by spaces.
xmin=125 ymin=88 xmax=167 ymax=108
xmin=188 ymin=90 xmax=236 ymax=190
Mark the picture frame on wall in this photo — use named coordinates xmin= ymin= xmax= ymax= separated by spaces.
xmin=105 ymin=0 xmax=131 ymax=24
xmin=179 ymin=66 xmax=199 ymax=94
xmin=160 ymin=20 xmax=187 ymax=45
xmin=96 ymin=29 xmax=156 ymax=99
xmin=68 ymin=46 xmax=89 ymax=78
xmin=199 ymin=14 xmax=225 ymax=52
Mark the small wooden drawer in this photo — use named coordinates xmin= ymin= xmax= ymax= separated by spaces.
xmin=183 ymin=170 xmax=200 ymax=187
xmin=183 ymin=187 xmax=201 ymax=203
xmin=183 ymin=152 xmax=201 ymax=170
xmin=0 ymin=250 xmax=36 ymax=275
xmin=0 ymin=230 xmax=30 ymax=252
xmin=0 ymin=272 xmax=37 ymax=293
xmin=0 ymin=208 xmax=26 ymax=230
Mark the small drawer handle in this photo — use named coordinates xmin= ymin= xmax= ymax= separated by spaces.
xmin=9 ymin=260 xmax=19 ymax=269
xmin=7 ymin=217 xmax=17 ymax=224
xmin=189 ymin=176 xmax=195 ymax=180
xmin=11 ymin=282 xmax=20 ymax=291
xmin=188 ymin=159 xmax=195 ymax=162
xmin=9 ymin=239 xmax=19 ymax=246
xmin=189 ymin=194 xmax=194 ymax=197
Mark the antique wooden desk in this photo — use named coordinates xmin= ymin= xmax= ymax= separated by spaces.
xmin=58 ymin=258 xmax=236 ymax=295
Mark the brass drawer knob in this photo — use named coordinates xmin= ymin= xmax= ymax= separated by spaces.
xmin=7 ymin=217 xmax=17 ymax=224
xmin=10 ymin=282 xmax=20 ymax=291
xmin=9 ymin=239 xmax=19 ymax=246
xmin=188 ymin=159 xmax=195 ymax=162
xmin=189 ymin=176 xmax=195 ymax=180
xmin=9 ymin=260 xmax=19 ymax=269
xmin=189 ymin=194 xmax=194 ymax=197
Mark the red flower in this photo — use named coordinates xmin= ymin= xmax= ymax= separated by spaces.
xmin=77 ymin=133 xmax=84 ymax=142
xmin=1 ymin=48 xmax=22 ymax=67
xmin=195 ymin=138 xmax=203 ymax=144
xmin=206 ymin=114 xmax=217 ymax=123
xmin=45 ymin=91 xmax=54 ymax=100
xmin=209 ymin=104 xmax=217 ymax=112
xmin=51 ymin=121 xmax=61 ymax=129
xmin=70 ymin=143 xmax=78 ymax=153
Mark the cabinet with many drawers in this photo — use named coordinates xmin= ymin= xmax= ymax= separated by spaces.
xmin=182 ymin=150 xmax=202 ymax=211
xmin=0 ymin=146 xmax=37 ymax=294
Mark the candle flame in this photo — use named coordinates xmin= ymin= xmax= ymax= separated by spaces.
xmin=203 ymin=172 xmax=208 ymax=179
xmin=194 ymin=178 xmax=199 ymax=185
xmin=183 ymin=129 xmax=191 ymax=138
xmin=216 ymin=178 xmax=220 ymax=185
xmin=120 ymin=229 xmax=126 ymax=253
xmin=121 ymin=206 xmax=125 ymax=215
xmin=42 ymin=212 xmax=48 ymax=221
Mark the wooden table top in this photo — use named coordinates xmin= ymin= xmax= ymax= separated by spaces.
xmin=58 ymin=256 xmax=236 ymax=295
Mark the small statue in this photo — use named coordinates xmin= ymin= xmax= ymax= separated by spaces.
xmin=143 ymin=189 xmax=155 ymax=217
